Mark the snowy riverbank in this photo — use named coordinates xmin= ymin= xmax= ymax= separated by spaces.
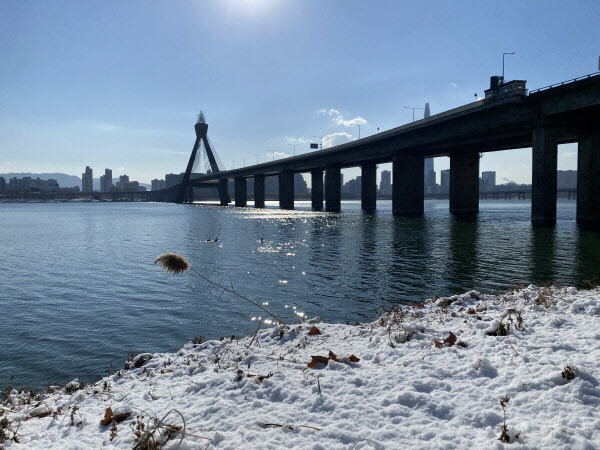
xmin=2 ymin=285 xmax=600 ymax=449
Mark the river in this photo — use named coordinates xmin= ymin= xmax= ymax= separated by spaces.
xmin=1 ymin=199 xmax=598 ymax=388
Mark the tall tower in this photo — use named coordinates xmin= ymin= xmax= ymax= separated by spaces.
xmin=82 ymin=166 xmax=93 ymax=192
xmin=423 ymin=103 xmax=434 ymax=176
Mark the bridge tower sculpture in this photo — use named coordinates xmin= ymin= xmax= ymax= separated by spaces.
xmin=176 ymin=112 xmax=230 ymax=205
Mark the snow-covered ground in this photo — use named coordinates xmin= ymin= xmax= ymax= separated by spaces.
xmin=2 ymin=285 xmax=600 ymax=449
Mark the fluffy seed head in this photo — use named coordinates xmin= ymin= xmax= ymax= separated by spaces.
xmin=154 ymin=253 xmax=190 ymax=275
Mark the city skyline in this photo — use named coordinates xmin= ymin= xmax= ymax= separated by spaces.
xmin=1 ymin=1 xmax=596 ymax=184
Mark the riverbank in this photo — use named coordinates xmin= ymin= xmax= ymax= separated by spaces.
xmin=2 ymin=285 xmax=600 ymax=448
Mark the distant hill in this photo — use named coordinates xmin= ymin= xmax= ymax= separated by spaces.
xmin=0 ymin=173 xmax=81 ymax=188
xmin=0 ymin=173 xmax=150 ymax=190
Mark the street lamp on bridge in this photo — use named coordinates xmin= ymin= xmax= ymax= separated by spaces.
xmin=502 ymin=51 xmax=515 ymax=80
xmin=404 ymin=105 xmax=424 ymax=122
xmin=288 ymin=143 xmax=297 ymax=156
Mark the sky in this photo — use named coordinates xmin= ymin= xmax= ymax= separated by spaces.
xmin=1 ymin=0 xmax=598 ymax=184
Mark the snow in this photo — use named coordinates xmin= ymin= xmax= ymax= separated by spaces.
xmin=2 ymin=285 xmax=600 ymax=449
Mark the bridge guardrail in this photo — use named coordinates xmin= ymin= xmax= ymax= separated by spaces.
xmin=529 ymin=71 xmax=600 ymax=94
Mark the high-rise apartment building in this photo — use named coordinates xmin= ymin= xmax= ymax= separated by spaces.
xmin=379 ymin=170 xmax=392 ymax=195
xmin=100 ymin=169 xmax=113 ymax=192
xmin=151 ymin=179 xmax=166 ymax=191
xmin=82 ymin=166 xmax=93 ymax=192
xmin=440 ymin=169 xmax=450 ymax=193
xmin=557 ymin=170 xmax=577 ymax=189
xmin=0 ymin=177 xmax=5 ymax=193
xmin=480 ymin=171 xmax=496 ymax=191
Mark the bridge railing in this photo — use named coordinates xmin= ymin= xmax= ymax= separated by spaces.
xmin=529 ymin=71 xmax=600 ymax=95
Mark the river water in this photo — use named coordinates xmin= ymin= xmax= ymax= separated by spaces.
xmin=1 ymin=200 xmax=599 ymax=388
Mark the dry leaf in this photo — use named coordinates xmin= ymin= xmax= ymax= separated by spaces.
xmin=308 ymin=326 xmax=322 ymax=335
xmin=348 ymin=355 xmax=360 ymax=363
xmin=446 ymin=331 xmax=457 ymax=347
xmin=307 ymin=355 xmax=330 ymax=368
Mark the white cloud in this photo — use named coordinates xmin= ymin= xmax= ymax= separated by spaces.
xmin=265 ymin=151 xmax=291 ymax=160
xmin=286 ymin=136 xmax=309 ymax=144
xmin=322 ymin=132 xmax=356 ymax=149
xmin=318 ymin=108 xmax=368 ymax=127
xmin=449 ymin=82 xmax=458 ymax=88
xmin=334 ymin=115 xmax=367 ymax=127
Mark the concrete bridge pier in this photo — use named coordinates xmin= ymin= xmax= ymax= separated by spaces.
xmin=449 ymin=152 xmax=479 ymax=217
xmin=279 ymin=170 xmax=294 ymax=210
xmin=234 ymin=177 xmax=247 ymax=207
xmin=311 ymin=169 xmax=324 ymax=210
xmin=219 ymin=179 xmax=229 ymax=206
xmin=531 ymin=126 xmax=558 ymax=227
xmin=254 ymin=175 xmax=265 ymax=208
xmin=325 ymin=166 xmax=341 ymax=212
xmin=577 ymin=125 xmax=600 ymax=229
xmin=361 ymin=163 xmax=377 ymax=212
xmin=392 ymin=153 xmax=424 ymax=216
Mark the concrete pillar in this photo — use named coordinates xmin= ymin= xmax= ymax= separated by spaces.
xmin=234 ymin=177 xmax=247 ymax=207
xmin=325 ymin=166 xmax=341 ymax=212
xmin=449 ymin=152 xmax=479 ymax=216
xmin=279 ymin=170 xmax=294 ymax=210
xmin=254 ymin=174 xmax=265 ymax=208
xmin=392 ymin=153 xmax=424 ymax=216
xmin=577 ymin=126 xmax=600 ymax=229
xmin=361 ymin=163 xmax=377 ymax=211
xmin=218 ymin=179 xmax=229 ymax=206
xmin=311 ymin=169 xmax=324 ymax=210
xmin=532 ymin=127 xmax=558 ymax=227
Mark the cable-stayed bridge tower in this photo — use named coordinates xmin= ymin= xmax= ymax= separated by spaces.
xmin=176 ymin=112 xmax=230 ymax=205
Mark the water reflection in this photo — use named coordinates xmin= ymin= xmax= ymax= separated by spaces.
xmin=447 ymin=218 xmax=480 ymax=292
xmin=530 ymin=227 xmax=556 ymax=285
xmin=574 ymin=230 xmax=600 ymax=286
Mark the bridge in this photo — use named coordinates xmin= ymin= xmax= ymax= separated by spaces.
xmin=162 ymin=73 xmax=600 ymax=229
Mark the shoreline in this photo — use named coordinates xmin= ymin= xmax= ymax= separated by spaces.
xmin=2 ymin=285 xmax=600 ymax=448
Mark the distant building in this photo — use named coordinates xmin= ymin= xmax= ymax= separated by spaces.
xmin=165 ymin=173 xmax=184 ymax=189
xmin=151 ymin=179 xmax=166 ymax=191
xmin=379 ymin=170 xmax=392 ymax=195
xmin=440 ymin=169 xmax=450 ymax=193
xmin=557 ymin=170 xmax=577 ymax=189
xmin=0 ymin=177 xmax=5 ymax=192
xmin=294 ymin=174 xmax=309 ymax=197
xmin=82 ymin=166 xmax=93 ymax=192
xmin=343 ymin=176 xmax=361 ymax=197
xmin=100 ymin=169 xmax=113 ymax=192
xmin=480 ymin=171 xmax=496 ymax=191
xmin=424 ymin=170 xmax=436 ymax=194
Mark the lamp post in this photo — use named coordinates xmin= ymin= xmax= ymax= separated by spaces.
xmin=404 ymin=106 xmax=424 ymax=122
xmin=288 ymin=143 xmax=297 ymax=156
xmin=502 ymin=52 xmax=515 ymax=80
xmin=355 ymin=124 xmax=363 ymax=139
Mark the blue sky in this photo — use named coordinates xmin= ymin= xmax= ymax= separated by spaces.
xmin=1 ymin=0 xmax=598 ymax=184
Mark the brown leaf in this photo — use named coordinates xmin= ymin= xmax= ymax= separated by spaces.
xmin=100 ymin=407 xmax=131 ymax=426
xmin=308 ymin=326 xmax=322 ymax=335
xmin=467 ymin=308 xmax=476 ymax=315
xmin=434 ymin=340 xmax=444 ymax=349
xmin=307 ymin=355 xmax=330 ymax=368
xmin=100 ymin=407 xmax=113 ymax=426
xmin=348 ymin=355 xmax=360 ymax=363
xmin=457 ymin=341 xmax=468 ymax=348
xmin=446 ymin=331 xmax=457 ymax=347
xmin=328 ymin=350 xmax=338 ymax=361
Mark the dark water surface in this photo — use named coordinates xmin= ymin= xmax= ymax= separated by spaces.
xmin=1 ymin=200 xmax=599 ymax=388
